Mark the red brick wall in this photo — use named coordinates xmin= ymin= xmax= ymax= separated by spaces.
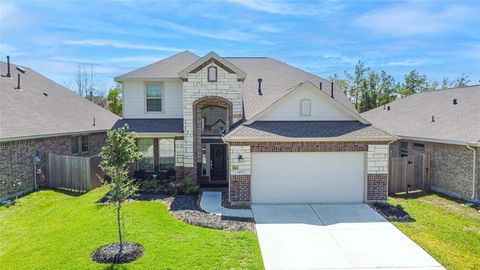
xmin=230 ymin=175 xmax=251 ymax=202
xmin=367 ymin=174 xmax=388 ymax=201
xmin=231 ymin=141 xmax=387 ymax=152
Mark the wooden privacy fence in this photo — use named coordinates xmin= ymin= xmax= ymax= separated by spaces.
xmin=46 ymin=153 xmax=103 ymax=191
xmin=389 ymin=154 xmax=431 ymax=193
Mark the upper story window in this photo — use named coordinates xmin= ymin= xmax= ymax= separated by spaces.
xmin=208 ymin=66 xmax=217 ymax=82
xmin=201 ymin=106 xmax=226 ymax=135
xmin=300 ymin=99 xmax=311 ymax=116
xmin=145 ymin=82 xmax=163 ymax=112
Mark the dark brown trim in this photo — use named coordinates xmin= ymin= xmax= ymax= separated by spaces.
xmin=190 ymin=58 xmax=236 ymax=74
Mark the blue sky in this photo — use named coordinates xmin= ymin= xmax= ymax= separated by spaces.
xmin=1 ymin=0 xmax=479 ymax=91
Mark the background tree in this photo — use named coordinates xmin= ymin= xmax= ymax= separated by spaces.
xmin=73 ymin=63 xmax=103 ymax=97
xmin=100 ymin=125 xmax=143 ymax=252
xmin=451 ymin=74 xmax=470 ymax=88
xmin=107 ymin=87 xmax=123 ymax=116
xmin=398 ymin=69 xmax=430 ymax=97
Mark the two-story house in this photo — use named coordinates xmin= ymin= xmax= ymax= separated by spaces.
xmin=114 ymin=51 xmax=395 ymax=205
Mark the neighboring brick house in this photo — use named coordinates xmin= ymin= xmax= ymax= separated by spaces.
xmin=114 ymin=51 xmax=395 ymax=205
xmin=362 ymin=86 xmax=480 ymax=202
xmin=0 ymin=59 xmax=119 ymax=201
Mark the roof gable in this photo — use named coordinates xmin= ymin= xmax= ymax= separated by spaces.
xmin=247 ymin=81 xmax=369 ymax=124
xmin=178 ymin=51 xmax=246 ymax=80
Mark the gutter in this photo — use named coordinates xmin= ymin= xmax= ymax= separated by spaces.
xmin=466 ymin=144 xmax=478 ymax=201
xmin=0 ymin=129 xmax=110 ymax=143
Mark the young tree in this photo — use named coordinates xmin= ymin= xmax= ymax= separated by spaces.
xmin=107 ymin=87 xmax=123 ymax=116
xmin=100 ymin=125 xmax=143 ymax=252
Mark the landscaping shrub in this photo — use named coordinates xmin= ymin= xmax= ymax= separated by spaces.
xmin=180 ymin=176 xmax=199 ymax=195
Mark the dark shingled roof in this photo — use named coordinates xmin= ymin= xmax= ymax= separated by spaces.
xmin=113 ymin=118 xmax=184 ymax=133
xmin=224 ymin=121 xmax=392 ymax=141
xmin=0 ymin=62 xmax=119 ymax=141
xmin=362 ymin=86 xmax=480 ymax=143
xmin=114 ymin=51 xmax=355 ymax=120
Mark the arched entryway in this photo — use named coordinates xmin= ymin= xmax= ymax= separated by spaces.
xmin=193 ymin=96 xmax=232 ymax=184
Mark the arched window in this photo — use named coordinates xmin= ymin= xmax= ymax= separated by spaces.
xmin=201 ymin=106 xmax=226 ymax=134
xmin=300 ymin=99 xmax=311 ymax=116
xmin=208 ymin=66 xmax=217 ymax=82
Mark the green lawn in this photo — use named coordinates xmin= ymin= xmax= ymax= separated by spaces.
xmin=0 ymin=187 xmax=263 ymax=270
xmin=389 ymin=193 xmax=480 ymax=270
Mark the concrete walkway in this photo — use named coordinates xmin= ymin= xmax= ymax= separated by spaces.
xmin=253 ymin=204 xmax=444 ymax=270
xmin=199 ymin=191 xmax=253 ymax=218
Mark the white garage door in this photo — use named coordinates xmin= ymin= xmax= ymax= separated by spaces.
xmin=251 ymin=152 xmax=365 ymax=203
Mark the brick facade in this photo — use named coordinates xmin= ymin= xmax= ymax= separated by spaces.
xmin=229 ymin=175 xmax=251 ymax=202
xmin=0 ymin=132 xmax=107 ymax=201
xmin=228 ymin=141 xmax=390 ymax=204
xmin=390 ymin=140 xmax=479 ymax=201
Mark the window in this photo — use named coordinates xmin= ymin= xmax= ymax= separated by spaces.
xmin=81 ymin=135 xmax=89 ymax=152
xmin=201 ymin=106 xmax=227 ymax=134
xmin=138 ymin=138 xmax=154 ymax=171
xmin=71 ymin=137 xmax=79 ymax=154
xmin=300 ymin=99 xmax=311 ymax=116
xmin=413 ymin=143 xmax=425 ymax=151
xmin=208 ymin=66 xmax=217 ymax=82
xmin=145 ymin=83 xmax=162 ymax=112
xmin=71 ymin=135 xmax=88 ymax=154
xmin=201 ymin=144 xmax=208 ymax=176
xmin=159 ymin=139 xmax=175 ymax=170
xmin=400 ymin=142 xmax=408 ymax=157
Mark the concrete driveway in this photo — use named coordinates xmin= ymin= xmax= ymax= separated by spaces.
xmin=253 ymin=204 xmax=444 ymax=270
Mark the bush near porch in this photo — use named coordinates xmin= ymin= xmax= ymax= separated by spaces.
xmin=0 ymin=186 xmax=263 ymax=270
xmin=389 ymin=192 xmax=480 ymax=270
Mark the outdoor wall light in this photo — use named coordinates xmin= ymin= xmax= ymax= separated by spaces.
xmin=238 ymin=154 xmax=244 ymax=163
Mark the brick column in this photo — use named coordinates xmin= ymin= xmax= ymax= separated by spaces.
xmin=229 ymin=145 xmax=251 ymax=203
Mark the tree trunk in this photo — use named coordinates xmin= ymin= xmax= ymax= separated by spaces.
xmin=117 ymin=201 xmax=123 ymax=252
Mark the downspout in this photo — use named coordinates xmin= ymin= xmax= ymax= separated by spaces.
xmin=466 ymin=144 xmax=477 ymax=201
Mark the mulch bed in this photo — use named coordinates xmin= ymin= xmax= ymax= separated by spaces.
xmin=370 ymin=202 xmax=414 ymax=222
xmin=99 ymin=192 xmax=255 ymax=232
xmin=221 ymin=192 xmax=251 ymax=209
xmin=91 ymin=242 xmax=144 ymax=264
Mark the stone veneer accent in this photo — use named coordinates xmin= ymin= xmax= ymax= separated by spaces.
xmin=174 ymin=139 xmax=185 ymax=179
xmin=0 ymin=132 xmax=107 ymax=201
xmin=228 ymin=141 xmax=390 ymax=204
xmin=390 ymin=140 xmax=479 ymax=201
xmin=182 ymin=61 xmax=243 ymax=178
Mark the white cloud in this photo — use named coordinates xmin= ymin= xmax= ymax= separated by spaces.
xmin=0 ymin=43 xmax=26 ymax=57
xmin=63 ymin=39 xmax=184 ymax=52
xmin=355 ymin=4 xmax=471 ymax=36
xmin=155 ymin=19 xmax=254 ymax=42
xmin=226 ymin=0 xmax=327 ymax=15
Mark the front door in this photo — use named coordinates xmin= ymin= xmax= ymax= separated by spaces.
xmin=210 ymin=144 xmax=226 ymax=181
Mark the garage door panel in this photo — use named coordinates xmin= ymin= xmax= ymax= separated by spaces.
xmin=252 ymin=152 xmax=365 ymax=203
